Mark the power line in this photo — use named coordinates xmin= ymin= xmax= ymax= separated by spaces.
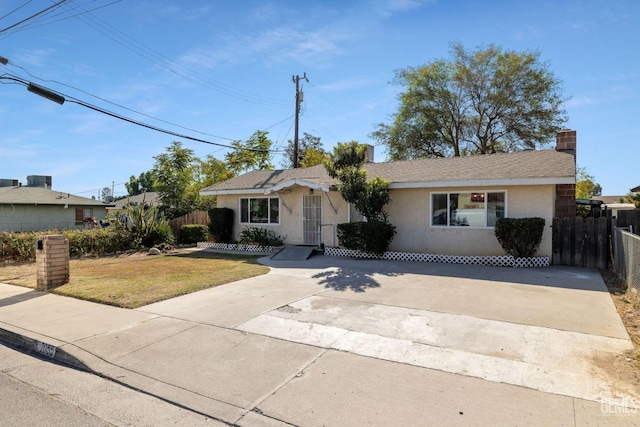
xmin=0 ymin=0 xmax=35 ymax=22
xmin=57 ymin=0 xmax=291 ymax=108
xmin=8 ymin=60 xmax=237 ymax=141
xmin=0 ymin=0 xmax=68 ymax=34
xmin=0 ymin=0 xmax=121 ymax=38
xmin=0 ymin=73 xmax=286 ymax=153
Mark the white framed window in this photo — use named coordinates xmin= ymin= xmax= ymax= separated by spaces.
xmin=431 ymin=191 xmax=506 ymax=228
xmin=239 ymin=197 xmax=280 ymax=224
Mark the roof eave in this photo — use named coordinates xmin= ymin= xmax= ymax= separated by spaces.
xmin=389 ymin=176 xmax=575 ymax=189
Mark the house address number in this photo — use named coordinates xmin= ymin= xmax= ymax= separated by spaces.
xmin=35 ymin=341 xmax=57 ymax=358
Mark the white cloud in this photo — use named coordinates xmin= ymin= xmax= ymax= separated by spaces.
xmin=371 ymin=0 xmax=434 ymax=18
xmin=13 ymin=49 xmax=55 ymax=68
xmin=180 ymin=25 xmax=355 ymax=69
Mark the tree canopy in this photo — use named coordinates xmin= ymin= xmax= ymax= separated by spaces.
xmin=325 ymin=141 xmax=391 ymax=222
xmin=225 ymin=130 xmax=273 ymax=174
xmin=125 ymin=171 xmax=155 ymax=196
xmin=152 ymin=141 xmax=197 ymax=219
xmin=282 ymin=132 xmax=328 ymax=168
xmin=371 ymin=43 xmax=567 ymax=160
xmin=575 ymin=166 xmax=602 ymax=200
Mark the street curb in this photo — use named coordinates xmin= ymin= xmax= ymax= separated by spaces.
xmin=0 ymin=324 xmax=297 ymax=426
xmin=0 ymin=325 xmax=88 ymax=371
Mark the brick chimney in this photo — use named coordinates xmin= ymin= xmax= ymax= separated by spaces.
xmin=555 ymin=129 xmax=576 ymax=157
xmin=554 ymin=129 xmax=577 ymax=217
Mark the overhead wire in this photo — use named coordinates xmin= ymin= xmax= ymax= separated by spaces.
xmin=57 ymin=0 xmax=290 ymax=108
xmin=0 ymin=0 xmax=35 ymax=22
xmin=0 ymin=72 xmax=287 ymax=153
xmin=0 ymin=0 xmax=121 ymax=39
xmin=4 ymin=58 xmax=295 ymax=150
xmin=0 ymin=0 xmax=68 ymax=34
xmin=8 ymin=60 xmax=237 ymax=142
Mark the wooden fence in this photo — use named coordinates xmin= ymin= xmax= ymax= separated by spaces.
xmin=169 ymin=210 xmax=210 ymax=243
xmin=552 ymin=210 xmax=640 ymax=268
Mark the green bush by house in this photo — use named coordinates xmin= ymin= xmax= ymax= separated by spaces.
xmin=180 ymin=224 xmax=209 ymax=244
xmin=238 ymin=227 xmax=283 ymax=247
xmin=208 ymin=207 xmax=234 ymax=243
xmin=337 ymin=221 xmax=397 ymax=255
xmin=494 ymin=217 xmax=545 ymax=258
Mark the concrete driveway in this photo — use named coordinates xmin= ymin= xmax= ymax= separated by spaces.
xmin=1 ymin=251 xmax=638 ymax=426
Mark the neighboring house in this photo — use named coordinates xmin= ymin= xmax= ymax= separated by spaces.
xmin=631 ymin=185 xmax=640 ymax=193
xmin=593 ymin=195 xmax=636 ymax=217
xmin=0 ymin=175 xmax=112 ymax=232
xmin=106 ymin=192 xmax=161 ymax=215
xmin=200 ymin=130 xmax=578 ymax=258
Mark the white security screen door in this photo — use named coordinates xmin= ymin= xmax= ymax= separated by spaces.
xmin=303 ymin=195 xmax=322 ymax=245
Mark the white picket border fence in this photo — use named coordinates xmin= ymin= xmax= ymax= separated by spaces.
xmin=324 ymin=247 xmax=549 ymax=268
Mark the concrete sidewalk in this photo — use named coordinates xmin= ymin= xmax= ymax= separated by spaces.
xmin=1 ymin=253 xmax=639 ymax=426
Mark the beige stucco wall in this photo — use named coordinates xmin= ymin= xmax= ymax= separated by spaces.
xmin=386 ymin=185 xmax=555 ymax=257
xmin=217 ymin=184 xmax=555 ymax=257
xmin=216 ymin=187 xmax=349 ymax=246
xmin=0 ymin=205 xmax=109 ymax=232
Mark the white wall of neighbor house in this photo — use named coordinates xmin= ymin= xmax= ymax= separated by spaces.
xmin=385 ymin=185 xmax=555 ymax=257
xmin=0 ymin=205 xmax=108 ymax=232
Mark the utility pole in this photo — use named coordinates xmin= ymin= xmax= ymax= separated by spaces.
xmin=292 ymin=72 xmax=308 ymax=168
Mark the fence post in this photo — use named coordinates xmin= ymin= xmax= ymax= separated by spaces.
xmin=585 ymin=217 xmax=596 ymax=268
xmin=573 ymin=217 xmax=584 ymax=267
xmin=596 ymin=217 xmax=608 ymax=269
xmin=561 ymin=217 xmax=572 ymax=266
xmin=552 ymin=218 xmax=561 ymax=265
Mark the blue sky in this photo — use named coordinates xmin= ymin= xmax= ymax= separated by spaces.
xmin=1 ymin=0 xmax=638 ymax=198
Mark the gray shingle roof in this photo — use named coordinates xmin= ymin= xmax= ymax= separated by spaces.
xmin=201 ymin=149 xmax=575 ymax=195
xmin=0 ymin=186 xmax=112 ymax=206
xmin=110 ymin=192 xmax=161 ymax=209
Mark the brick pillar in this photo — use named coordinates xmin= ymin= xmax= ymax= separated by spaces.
xmin=555 ymin=129 xmax=577 ymax=218
xmin=36 ymin=235 xmax=69 ymax=291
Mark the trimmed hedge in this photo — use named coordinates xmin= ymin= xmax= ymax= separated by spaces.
xmin=0 ymin=229 xmax=134 ymax=262
xmin=494 ymin=217 xmax=545 ymax=258
xmin=209 ymin=208 xmax=234 ymax=243
xmin=180 ymin=224 xmax=209 ymax=244
xmin=337 ymin=221 xmax=396 ymax=255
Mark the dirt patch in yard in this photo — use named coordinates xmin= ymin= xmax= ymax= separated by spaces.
xmin=596 ymin=269 xmax=640 ymax=397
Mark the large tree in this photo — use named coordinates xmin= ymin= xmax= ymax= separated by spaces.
xmin=225 ymin=130 xmax=273 ymax=174
xmin=372 ymin=43 xmax=568 ymax=160
xmin=282 ymin=132 xmax=327 ymax=168
xmin=125 ymin=171 xmax=155 ymax=196
xmin=191 ymin=155 xmax=234 ymax=211
xmin=575 ymin=166 xmax=602 ymax=200
xmin=152 ymin=141 xmax=198 ymax=219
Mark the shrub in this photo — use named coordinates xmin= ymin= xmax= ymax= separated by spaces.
xmin=181 ymin=224 xmax=209 ymax=244
xmin=337 ymin=221 xmax=396 ymax=255
xmin=107 ymin=201 xmax=174 ymax=248
xmin=208 ymin=208 xmax=234 ymax=243
xmin=494 ymin=217 xmax=545 ymax=258
xmin=0 ymin=231 xmax=38 ymax=261
xmin=238 ymin=227 xmax=283 ymax=247
xmin=0 ymin=229 xmax=135 ymax=262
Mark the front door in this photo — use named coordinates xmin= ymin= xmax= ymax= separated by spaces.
xmin=303 ymin=194 xmax=322 ymax=245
